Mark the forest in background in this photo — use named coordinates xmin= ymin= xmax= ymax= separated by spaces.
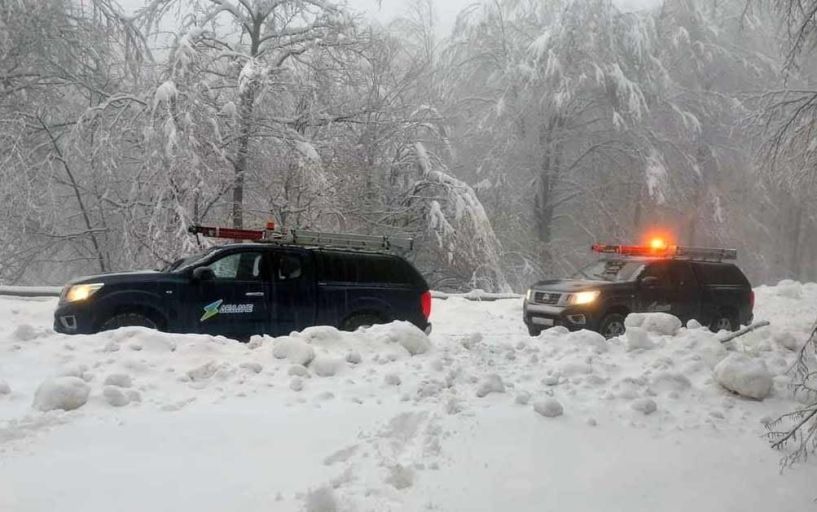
xmin=1 ymin=0 xmax=816 ymax=291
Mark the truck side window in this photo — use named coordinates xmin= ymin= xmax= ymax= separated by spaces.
xmin=275 ymin=254 xmax=302 ymax=281
xmin=670 ymin=262 xmax=697 ymax=290
xmin=206 ymin=252 xmax=265 ymax=281
xmin=641 ymin=262 xmax=671 ymax=288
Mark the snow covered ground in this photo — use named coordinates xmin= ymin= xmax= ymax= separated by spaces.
xmin=1 ymin=282 xmax=816 ymax=511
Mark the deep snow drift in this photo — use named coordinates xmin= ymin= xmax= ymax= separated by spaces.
xmin=0 ymin=281 xmax=816 ymax=511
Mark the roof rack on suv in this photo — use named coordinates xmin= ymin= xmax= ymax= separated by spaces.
xmin=591 ymin=243 xmax=737 ymax=261
xmin=188 ymin=224 xmax=414 ymax=253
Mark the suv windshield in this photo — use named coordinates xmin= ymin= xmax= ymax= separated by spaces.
xmin=572 ymin=259 xmax=644 ymax=282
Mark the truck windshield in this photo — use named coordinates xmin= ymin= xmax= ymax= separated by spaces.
xmin=573 ymin=259 xmax=643 ymax=282
xmin=163 ymin=249 xmax=215 ymax=272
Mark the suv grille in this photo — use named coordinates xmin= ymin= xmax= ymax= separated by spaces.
xmin=533 ymin=291 xmax=561 ymax=305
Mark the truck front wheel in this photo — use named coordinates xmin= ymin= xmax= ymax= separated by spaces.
xmin=100 ymin=312 xmax=158 ymax=332
xmin=599 ymin=313 xmax=626 ymax=339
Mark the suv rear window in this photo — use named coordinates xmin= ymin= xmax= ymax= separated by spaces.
xmin=692 ymin=262 xmax=748 ymax=286
xmin=317 ymin=251 xmax=414 ymax=285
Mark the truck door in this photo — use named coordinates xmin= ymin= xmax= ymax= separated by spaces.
xmin=192 ymin=249 xmax=271 ymax=338
xmin=637 ymin=261 xmax=674 ymax=314
xmin=668 ymin=261 xmax=700 ymax=322
xmin=269 ymin=249 xmax=316 ymax=336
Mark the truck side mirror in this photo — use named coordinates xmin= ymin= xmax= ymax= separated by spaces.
xmin=640 ymin=276 xmax=660 ymax=288
xmin=192 ymin=267 xmax=215 ymax=282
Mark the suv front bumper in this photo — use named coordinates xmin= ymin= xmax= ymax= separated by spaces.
xmin=53 ymin=302 xmax=97 ymax=334
xmin=523 ymin=301 xmax=599 ymax=332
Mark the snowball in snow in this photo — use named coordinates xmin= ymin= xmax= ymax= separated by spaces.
xmin=103 ymin=386 xmax=130 ymax=407
xmin=0 ymin=379 xmax=10 ymax=395
xmin=346 ymin=351 xmax=362 ymax=364
xmin=625 ymin=313 xmax=682 ymax=336
xmin=534 ymin=398 xmax=564 ymax=418
xmin=384 ymin=373 xmax=402 ymax=386
xmin=542 ymin=375 xmax=560 ymax=386
xmin=104 ymin=373 xmax=132 ymax=388
xmin=304 ymin=486 xmax=337 ymax=512
xmin=476 ymin=374 xmax=505 ymax=397
xmin=33 ymin=377 xmax=90 ymax=412
xmin=12 ymin=324 xmax=38 ymax=342
xmin=187 ymin=361 xmax=218 ymax=381
xmin=714 ymin=353 xmax=773 ymax=400
xmin=386 ymin=464 xmax=415 ymax=489
xmin=773 ymin=330 xmax=803 ymax=352
xmin=631 ymin=397 xmax=658 ymax=415
xmin=311 ymin=355 xmax=342 ymax=377
xmin=626 ymin=326 xmax=656 ymax=351
xmin=288 ymin=365 xmax=309 ymax=377
xmin=272 ymin=338 xmax=315 ymax=366
xmin=290 ymin=377 xmax=304 ymax=392
xmin=565 ymin=330 xmax=608 ymax=352
xmin=515 ymin=391 xmax=531 ymax=405
xmin=686 ymin=319 xmax=703 ymax=329
xmin=239 ymin=362 xmax=263 ymax=374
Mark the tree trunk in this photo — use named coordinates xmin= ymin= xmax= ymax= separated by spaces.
xmin=232 ymin=85 xmax=256 ymax=229
xmin=789 ymin=203 xmax=803 ymax=279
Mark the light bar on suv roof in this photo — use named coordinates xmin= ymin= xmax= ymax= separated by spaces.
xmin=591 ymin=243 xmax=737 ymax=261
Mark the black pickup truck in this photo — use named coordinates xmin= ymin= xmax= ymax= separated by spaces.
xmin=54 ymin=239 xmax=432 ymax=340
xmin=523 ymin=247 xmax=754 ymax=337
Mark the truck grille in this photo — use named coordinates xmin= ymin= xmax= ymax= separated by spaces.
xmin=533 ymin=291 xmax=561 ymax=305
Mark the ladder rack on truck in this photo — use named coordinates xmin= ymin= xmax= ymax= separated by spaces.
xmin=188 ymin=224 xmax=414 ymax=253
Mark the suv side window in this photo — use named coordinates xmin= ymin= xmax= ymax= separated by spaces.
xmin=205 ymin=251 xmax=266 ymax=281
xmin=274 ymin=253 xmax=302 ymax=281
xmin=640 ymin=261 xmax=672 ymax=287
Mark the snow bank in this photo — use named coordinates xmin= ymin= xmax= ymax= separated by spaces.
xmin=625 ymin=312 xmax=682 ymax=336
xmin=272 ymin=337 xmax=316 ymax=366
xmin=714 ymin=353 xmax=773 ymax=400
xmin=32 ymin=377 xmax=90 ymax=412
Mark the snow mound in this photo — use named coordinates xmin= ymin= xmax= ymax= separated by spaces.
xmin=273 ymin=337 xmax=316 ymax=366
xmin=367 ymin=321 xmax=431 ymax=355
xmin=564 ymin=329 xmax=608 ymax=352
xmin=0 ymin=379 xmax=10 ymax=395
xmin=533 ymin=398 xmax=564 ymax=417
xmin=304 ymin=486 xmax=337 ymax=512
xmin=775 ymin=280 xmax=802 ymax=299
xmin=773 ymin=330 xmax=804 ymax=352
xmin=32 ymin=377 xmax=90 ymax=412
xmin=714 ymin=353 xmax=773 ymax=400
xmin=476 ymin=374 xmax=505 ymax=397
xmin=626 ymin=326 xmax=656 ymax=351
xmin=12 ymin=324 xmax=39 ymax=342
xmin=625 ymin=313 xmax=682 ymax=336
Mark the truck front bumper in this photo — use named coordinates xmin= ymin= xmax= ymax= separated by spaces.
xmin=523 ymin=301 xmax=598 ymax=332
xmin=53 ymin=302 xmax=97 ymax=334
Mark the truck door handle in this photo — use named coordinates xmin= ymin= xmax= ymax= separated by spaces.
xmin=245 ymin=292 xmax=265 ymax=297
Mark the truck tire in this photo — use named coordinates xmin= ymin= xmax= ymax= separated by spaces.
xmin=599 ymin=313 xmax=626 ymax=339
xmin=341 ymin=313 xmax=384 ymax=332
xmin=100 ymin=312 xmax=158 ymax=331
xmin=709 ymin=313 xmax=737 ymax=333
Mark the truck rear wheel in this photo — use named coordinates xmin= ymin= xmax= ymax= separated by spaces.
xmin=100 ymin=312 xmax=158 ymax=331
xmin=599 ymin=313 xmax=626 ymax=339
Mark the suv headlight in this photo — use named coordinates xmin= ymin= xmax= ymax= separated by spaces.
xmin=64 ymin=283 xmax=104 ymax=303
xmin=568 ymin=290 xmax=600 ymax=306
xmin=526 ymin=289 xmax=533 ymax=301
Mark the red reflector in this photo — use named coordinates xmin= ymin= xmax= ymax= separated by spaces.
xmin=421 ymin=291 xmax=432 ymax=319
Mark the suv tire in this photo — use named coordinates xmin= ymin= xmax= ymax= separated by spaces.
xmin=599 ymin=313 xmax=627 ymax=339
xmin=341 ymin=313 xmax=384 ymax=332
xmin=100 ymin=312 xmax=158 ymax=331
xmin=709 ymin=313 xmax=737 ymax=333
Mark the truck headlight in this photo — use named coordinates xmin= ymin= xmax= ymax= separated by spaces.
xmin=568 ymin=290 xmax=600 ymax=306
xmin=526 ymin=289 xmax=533 ymax=301
xmin=64 ymin=283 xmax=104 ymax=303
